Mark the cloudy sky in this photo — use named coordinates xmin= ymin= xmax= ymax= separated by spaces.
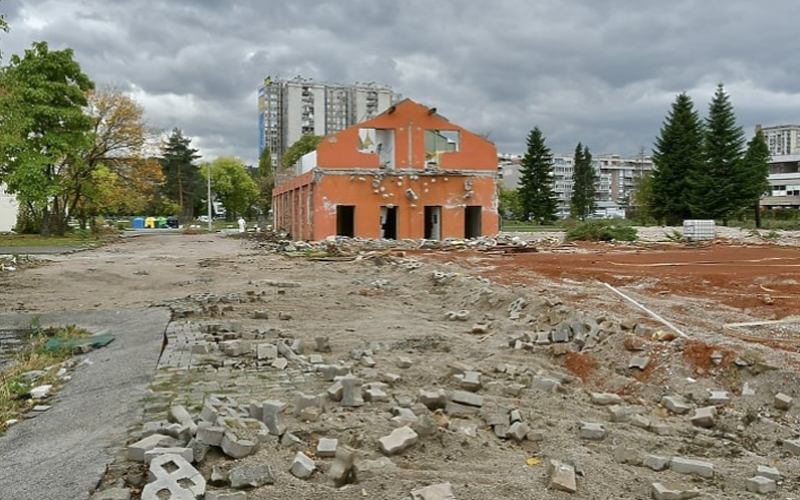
xmin=3 ymin=0 xmax=800 ymax=165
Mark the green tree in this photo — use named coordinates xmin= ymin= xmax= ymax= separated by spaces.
xmin=569 ymin=143 xmax=597 ymax=220
xmin=630 ymin=171 xmax=656 ymax=223
xmin=651 ymin=93 xmax=705 ymax=224
xmin=0 ymin=0 xmax=8 ymax=61
xmin=518 ymin=127 xmax=558 ymax=224
xmin=202 ymin=157 xmax=259 ymax=219
xmin=693 ymin=84 xmax=747 ymax=222
xmin=498 ymin=187 xmax=524 ymax=221
xmin=0 ymin=41 xmax=95 ymax=235
xmin=281 ymin=135 xmax=323 ymax=170
xmin=160 ymin=128 xmax=202 ymax=221
xmin=741 ymin=129 xmax=771 ymax=227
xmin=256 ymin=146 xmax=275 ymax=214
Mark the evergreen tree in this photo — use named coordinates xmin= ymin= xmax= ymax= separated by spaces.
xmin=160 ymin=128 xmax=203 ymax=221
xmin=518 ymin=127 xmax=558 ymax=224
xmin=741 ymin=129 xmax=771 ymax=227
xmin=693 ymin=83 xmax=746 ymax=221
xmin=651 ymin=93 xmax=705 ymax=224
xmin=570 ymin=143 xmax=597 ymax=220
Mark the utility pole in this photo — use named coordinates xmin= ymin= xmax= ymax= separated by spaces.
xmin=207 ymin=162 xmax=212 ymax=232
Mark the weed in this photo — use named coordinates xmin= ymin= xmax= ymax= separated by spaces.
xmin=565 ymin=220 xmax=638 ymax=242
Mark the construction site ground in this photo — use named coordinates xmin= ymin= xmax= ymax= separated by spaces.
xmin=1 ymin=226 xmax=799 ymax=499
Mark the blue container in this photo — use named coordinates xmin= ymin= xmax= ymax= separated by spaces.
xmin=132 ymin=217 xmax=145 ymax=229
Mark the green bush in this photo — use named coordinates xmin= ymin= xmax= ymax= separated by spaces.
xmin=565 ymin=219 xmax=638 ymax=242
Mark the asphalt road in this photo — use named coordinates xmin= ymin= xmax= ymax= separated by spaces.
xmin=0 ymin=308 xmax=170 ymax=500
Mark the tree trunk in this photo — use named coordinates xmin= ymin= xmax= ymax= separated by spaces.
xmin=754 ymin=201 xmax=762 ymax=229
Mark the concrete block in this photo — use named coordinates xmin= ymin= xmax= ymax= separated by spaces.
xmin=459 ymin=371 xmax=482 ymax=392
xmin=361 ymin=355 xmax=376 ymax=368
xmin=548 ymin=461 xmax=577 ymax=493
xmin=196 ymin=425 xmax=224 ymax=447
xmin=262 ymin=400 xmax=286 ymax=436
xmin=756 ymin=465 xmax=781 ymax=480
xmin=391 ymin=407 xmax=419 ymax=426
xmin=168 ymin=405 xmax=198 ymax=435
xmin=418 ymin=389 xmax=447 ymax=410
xmin=90 ymin=488 xmax=131 ymax=500
xmin=670 ymin=457 xmax=714 ymax=478
xmin=531 ymin=376 xmax=561 ymax=392
xmin=220 ymin=431 xmax=257 ymax=459
xmin=579 ymin=422 xmax=606 ymax=440
xmin=142 ymin=453 xmax=205 ymax=500
xmin=628 ymin=356 xmax=650 ymax=370
xmin=507 ymin=421 xmax=529 ymax=442
xmin=199 ymin=402 xmax=219 ymax=423
xmin=128 ymin=434 xmax=173 ymax=462
xmin=643 ymin=454 xmax=670 ymax=471
xmin=746 ymin=476 xmax=777 ymax=494
xmin=187 ymin=438 xmax=208 ymax=464
xmin=354 ymin=456 xmax=398 ymax=481
xmin=205 ymin=492 xmax=246 ymax=500
xmin=364 ymin=387 xmax=389 ymax=403
xmin=629 ymin=414 xmax=651 ymax=429
xmin=509 ymin=409 xmax=522 ymax=423
xmin=397 ymin=356 xmax=414 ymax=368
xmin=707 ymin=390 xmax=730 ymax=406
xmin=315 ymin=336 xmax=331 ymax=352
xmin=606 ymin=405 xmax=628 ymax=423
xmin=328 ymin=446 xmax=356 ymax=487
xmin=411 ymin=482 xmax=456 ymax=500
xmin=381 ymin=372 xmax=401 ymax=385
xmin=613 ymin=446 xmax=643 ymax=465
xmin=317 ymin=438 xmax=338 ymax=458
xmin=775 ymin=392 xmax=793 ymax=410
xmin=143 ymin=447 xmax=193 ymax=465
xmin=379 ymin=426 xmax=419 ymax=456
xmin=229 ymin=463 xmax=274 ymax=488
xmin=294 ymin=392 xmax=323 ymax=416
xmin=327 ymin=380 xmax=344 ymax=402
xmin=661 ymin=396 xmax=691 ymax=415
xmin=591 ymin=392 xmax=622 ymax=406
xmin=450 ymin=390 xmax=483 ymax=408
xmin=651 ymin=482 xmax=701 ymax=500
xmin=341 ymin=375 xmax=364 ymax=407
xmin=290 ymin=451 xmax=316 ymax=479
xmin=256 ymin=343 xmax=277 ymax=360
xmin=690 ymin=406 xmax=717 ymax=428
xmin=783 ymin=439 xmax=800 ymax=455
xmin=320 ymin=364 xmax=350 ymax=381
xmin=272 ymin=358 xmax=288 ymax=370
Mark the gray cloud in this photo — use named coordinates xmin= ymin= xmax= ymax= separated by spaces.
xmin=4 ymin=0 xmax=800 ymax=164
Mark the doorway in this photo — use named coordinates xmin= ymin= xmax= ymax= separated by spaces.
xmin=424 ymin=206 xmax=442 ymax=240
xmin=380 ymin=206 xmax=398 ymax=239
xmin=464 ymin=206 xmax=482 ymax=239
xmin=336 ymin=205 xmax=355 ymax=237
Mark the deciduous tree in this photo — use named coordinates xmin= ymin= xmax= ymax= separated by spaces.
xmin=202 ymin=157 xmax=259 ymax=219
xmin=651 ymin=93 xmax=705 ymax=224
xmin=518 ymin=127 xmax=558 ymax=224
xmin=569 ymin=143 xmax=597 ymax=220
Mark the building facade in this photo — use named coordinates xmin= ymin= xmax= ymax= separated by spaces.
xmin=273 ymin=99 xmax=499 ymax=241
xmin=0 ymin=184 xmax=19 ymax=232
xmin=498 ymin=152 xmax=653 ymax=218
xmin=758 ymin=124 xmax=800 ymax=208
xmin=258 ymin=77 xmax=399 ymax=166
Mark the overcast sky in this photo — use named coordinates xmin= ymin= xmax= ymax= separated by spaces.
xmin=4 ymin=0 xmax=800 ymax=166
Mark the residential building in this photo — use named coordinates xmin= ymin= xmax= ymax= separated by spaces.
xmin=498 ymin=152 xmax=653 ymax=218
xmin=757 ymin=124 xmax=800 ymax=208
xmin=258 ymin=76 xmax=400 ymax=166
xmin=0 ymin=184 xmax=18 ymax=232
xmin=272 ymin=99 xmax=499 ymax=241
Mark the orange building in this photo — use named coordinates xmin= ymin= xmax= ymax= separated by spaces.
xmin=272 ymin=99 xmax=499 ymax=241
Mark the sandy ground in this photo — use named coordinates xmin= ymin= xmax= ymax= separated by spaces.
xmin=1 ymin=229 xmax=799 ymax=499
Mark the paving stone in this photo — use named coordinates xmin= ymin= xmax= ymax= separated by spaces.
xmin=128 ymin=434 xmax=173 ymax=462
xmin=229 ymin=463 xmax=275 ymax=489
xmin=579 ymin=422 xmax=606 ymax=440
xmin=364 ymin=387 xmax=390 ymax=403
xmin=742 ymin=382 xmax=756 ymax=396
xmin=591 ymin=392 xmax=622 ymax=406
xmin=142 ymin=453 xmax=205 ymax=500
xmin=90 ymin=488 xmax=131 ymax=500
xmin=613 ymin=446 xmax=643 ymax=465
xmin=327 ymin=380 xmax=344 ymax=401
xmin=418 ymin=389 xmax=447 ymax=410
xmin=689 ymin=406 xmax=717 ymax=428
xmin=143 ymin=447 xmax=193 ymax=465
xmin=320 ymin=364 xmax=350 ymax=381
xmin=294 ymin=392 xmax=323 ymax=416
xmin=507 ymin=421 xmax=529 ymax=442
xmin=30 ymin=384 xmax=52 ymax=399
xmin=272 ymin=358 xmax=288 ymax=370
xmin=397 ymin=356 xmax=414 ymax=368
xmin=661 ymin=395 xmax=691 ymax=414
xmin=606 ymin=405 xmax=628 ymax=423
xmin=775 ymin=392 xmax=793 ymax=410
xmin=290 ymin=452 xmax=316 ymax=479
xmin=629 ymin=414 xmax=651 ymax=429
xmin=651 ymin=482 xmax=701 ymax=500
xmin=220 ymin=431 xmax=257 ymax=459
xmin=205 ymin=492 xmax=246 ymax=500
xmin=643 ymin=454 xmax=670 ymax=471
xmin=341 ymin=375 xmax=365 ymax=407
xmin=670 ymin=457 xmax=715 ymax=478
xmin=746 ymin=476 xmax=777 ymax=494
xmin=256 ymin=343 xmax=277 ymax=360
xmin=391 ymin=407 xmax=419 ymax=426
xmin=756 ymin=465 xmax=781 ymax=480
xmin=459 ymin=371 xmax=482 ymax=392
xmin=196 ymin=425 xmax=224 ymax=447
xmin=187 ymin=438 xmax=208 ymax=464
xmin=262 ymin=400 xmax=286 ymax=436
xmin=379 ymin=426 xmax=419 ymax=456
xmin=548 ymin=460 xmax=577 ymax=493
xmin=707 ymin=390 xmax=730 ymax=406
xmin=411 ymin=482 xmax=456 ymax=500
xmin=509 ymin=409 xmax=522 ymax=423
xmin=361 ymin=355 xmax=376 ymax=368
xmin=381 ymin=372 xmax=402 ymax=386
xmin=328 ymin=446 xmax=356 ymax=487
xmin=168 ymin=405 xmax=198 ymax=435
xmin=531 ymin=376 xmax=561 ymax=392
xmin=317 ymin=438 xmax=338 ymax=458
xmin=353 ymin=457 xmax=398 ymax=480
xmin=783 ymin=439 xmax=800 ymax=455
xmin=450 ymin=390 xmax=483 ymax=408
xmin=628 ymin=356 xmax=650 ymax=370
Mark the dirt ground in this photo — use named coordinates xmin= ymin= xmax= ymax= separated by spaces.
xmin=1 ymin=230 xmax=799 ymax=499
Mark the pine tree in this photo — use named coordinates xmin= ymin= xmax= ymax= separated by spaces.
xmin=518 ymin=127 xmax=558 ymax=224
xmin=693 ymin=83 xmax=746 ymax=221
xmin=741 ymin=129 xmax=771 ymax=227
xmin=160 ymin=128 xmax=203 ymax=221
xmin=651 ymin=93 xmax=705 ymax=224
xmin=570 ymin=143 xmax=597 ymax=220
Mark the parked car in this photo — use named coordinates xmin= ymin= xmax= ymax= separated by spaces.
xmin=197 ymin=215 xmax=210 ymax=223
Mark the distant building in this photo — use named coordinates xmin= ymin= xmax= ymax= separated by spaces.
xmin=272 ymin=99 xmax=499 ymax=241
xmin=258 ymin=76 xmax=400 ymax=166
xmin=0 ymin=184 xmax=18 ymax=232
xmin=757 ymin=124 xmax=800 ymax=208
xmin=498 ymin=152 xmax=653 ymax=218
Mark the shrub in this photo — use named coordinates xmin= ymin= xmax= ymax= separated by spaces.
xmin=565 ymin=220 xmax=638 ymax=242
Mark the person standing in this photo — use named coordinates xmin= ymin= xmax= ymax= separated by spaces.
xmin=238 ymin=217 xmax=246 ymax=233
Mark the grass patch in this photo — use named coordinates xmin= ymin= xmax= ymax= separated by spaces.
xmin=0 ymin=321 xmax=91 ymax=433
xmin=501 ymin=221 xmax=564 ymax=232
xmin=0 ymin=232 xmax=118 ymax=248
xmin=565 ymin=219 xmax=638 ymax=242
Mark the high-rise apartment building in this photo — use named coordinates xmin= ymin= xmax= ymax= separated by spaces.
xmin=258 ymin=76 xmax=400 ymax=165
xmin=757 ymin=124 xmax=800 ymax=208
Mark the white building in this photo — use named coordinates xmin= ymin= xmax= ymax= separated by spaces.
xmin=758 ymin=124 xmax=800 ymax=208
xmin=0 ymin=184 xmax=19 ymax=232
xmin=258 ymin=77 xmax=400 ymax=166
xmin=498 ymin=152 xmax=653 ymax=218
